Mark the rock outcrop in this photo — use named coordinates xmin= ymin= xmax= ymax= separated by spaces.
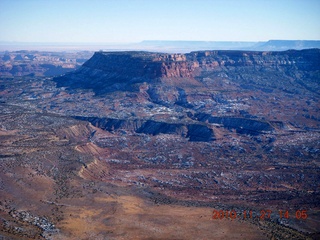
xmin=74 ymin=116 xmax=215 ymax=142
xmin=195 ymin=113 xmax=273 ymax=135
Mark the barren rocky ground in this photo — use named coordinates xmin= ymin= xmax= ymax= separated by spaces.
xmin=0 ymin=49 xmax=319 ymax=239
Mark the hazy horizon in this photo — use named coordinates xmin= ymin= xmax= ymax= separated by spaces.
xmin=1 ymin=39 xmax=320 ymax=52
xmin=1 ymin=39 xmax=320 ymax=44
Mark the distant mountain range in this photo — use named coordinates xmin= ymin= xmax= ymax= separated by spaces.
xmin=252 ymin=40 xmax=320 ymax=51
xmin=138 ymin=40 xmax=320 ymax=52
xmin=1 ymin=40 xmax=319 ymax=52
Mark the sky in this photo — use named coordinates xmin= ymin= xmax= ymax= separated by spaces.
xmin=0 ymin=0 xmax=319 ymax=43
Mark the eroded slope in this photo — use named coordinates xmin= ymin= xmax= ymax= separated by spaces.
xmin=1 ymin=49 xmax=320 ymax=239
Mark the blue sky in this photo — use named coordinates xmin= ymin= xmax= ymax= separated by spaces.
xmin=0 ymin=0 xmax=319 ymax=43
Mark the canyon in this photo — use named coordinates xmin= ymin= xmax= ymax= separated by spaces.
xmin=0 ymin=51 xmax=93 ymax=77
xmin=0 ymin=49 xmax=319 ymax=239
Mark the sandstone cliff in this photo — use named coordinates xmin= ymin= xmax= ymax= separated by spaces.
xmin=53 ymin=49 xmax=320 ymax=140
xmin=55 ymin=49 xmax=320 ymax=94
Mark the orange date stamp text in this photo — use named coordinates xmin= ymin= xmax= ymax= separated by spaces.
xmin=212 ymin=209 xmax=308 ymax=220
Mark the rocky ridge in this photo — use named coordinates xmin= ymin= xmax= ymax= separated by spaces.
xmin=54 ymin=49 xmax=320 ymax=140
xmin=56 ymin=49 xmax=320 ymax=91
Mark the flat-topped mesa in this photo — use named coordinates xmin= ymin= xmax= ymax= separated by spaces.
xmin=82 ymin=51 xmax=164 ymax=78
xmin=54 ymin=51 xmax=198 ymax=94
xmin=54 ymin=49 xmax=320 ymax=95
xmin=83 ymin=51 xmax=192 ymax=78
xmin=85 ymin=49 xmax=320 ymax=77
